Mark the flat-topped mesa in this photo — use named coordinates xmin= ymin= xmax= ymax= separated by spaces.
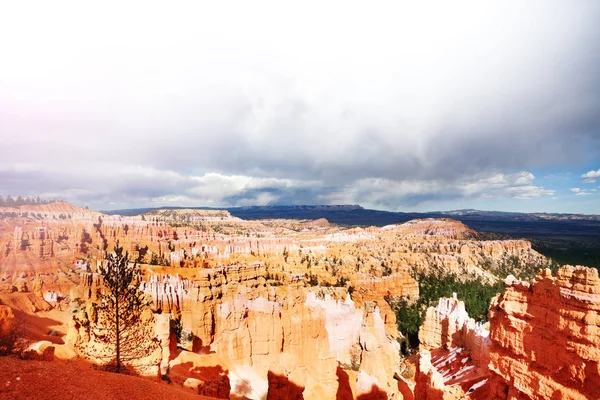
xmin=145 ymin=208 xmax=241 ymax=223
xmin=391 ymin=218 xmax=475 ymax=238
xmin=488 ymin=265 xmax=600 ymax=400
xmin=0 ymin=201 xmax=101 ymax=220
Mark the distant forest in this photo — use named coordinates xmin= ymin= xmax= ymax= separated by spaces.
xmin=0 ymin=195 xmax=58 ymax=207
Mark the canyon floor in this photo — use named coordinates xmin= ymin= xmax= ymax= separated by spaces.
xmin=0 ymin=202 xmax=598 ymax=399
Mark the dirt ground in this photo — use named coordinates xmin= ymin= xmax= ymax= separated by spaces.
xmin=0 ymin=356 xmax=216 ymax=400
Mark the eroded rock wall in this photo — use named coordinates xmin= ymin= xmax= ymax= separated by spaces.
xmin=415 ymin=266 xmax=600 ymax=400
xmin=140 ymin=263 xmax=404 ymax=399
xmin=415 ymin=295 xmax=492 ymax=399
xmin=488 ymin=266 xmax=600 ymax=400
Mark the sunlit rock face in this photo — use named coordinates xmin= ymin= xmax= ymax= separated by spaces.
xmin=488 ymin=266 xmax=600 ymax=400
xmin=139 ymin=265 xmax=404 ymax=399
xmin=418 ymin=294 xmax=490 ymax=362
xmin=415 ymin=266 xmax=600 ymax=400
xmin=415 ymin=295 xmax=492 ymax=400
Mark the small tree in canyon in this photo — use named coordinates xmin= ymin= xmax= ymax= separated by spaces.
xmin=96 ymin=242 xmax=154 ymax=373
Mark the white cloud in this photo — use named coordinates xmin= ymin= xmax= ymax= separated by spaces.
xmin=506 ymin=186 xmax=555 ymax=199
xmin=582 ymin=169 xmax=600 ymax=178
xmin=581 ymin=169 xmax=600 ymax=183
xmin=570 ymin=187 xmax=595 ymax=196
xmin=322 ymin=171 xmax=554 ymax=209
xmin=543 ymin=173 xmax=571 ymax=180
xmin=1 ymin=162 xmax=558 ymax=211
xmin=514 ymin=172 xmax=536 ymax=185
xmin=0 ymin=2 xmax=598 ymax=213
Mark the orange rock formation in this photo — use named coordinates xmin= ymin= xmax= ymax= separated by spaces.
xmin=2 ymin=202 xmax=572 ymax=399
xmin=415 ymin=295 xmax=492 ymax=399
xmin=0 ymin=304 xmax=17 ymax=353
xmin=415 ymin=265 xmax=600 ymax=400
xmin=488 ymin=266 xmax=600 ymax=400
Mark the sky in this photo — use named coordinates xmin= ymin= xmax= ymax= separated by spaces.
xmin=0 ymin=1 xmax=599 ymax=214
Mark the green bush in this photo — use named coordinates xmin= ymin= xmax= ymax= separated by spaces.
xmin=389 ymin=272 xmax=505 ymax=353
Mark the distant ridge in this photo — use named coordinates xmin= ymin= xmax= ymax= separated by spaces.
xmin=103 ymin=204 xmax=599 ymax=220
xmin=101 ymin=204 xmax=600 ymax=243
xmin=102 ymin=204 xmax=364 ymax=216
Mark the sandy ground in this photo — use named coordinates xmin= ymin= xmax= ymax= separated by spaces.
xmin=0 ymin=356 xmax=216 ymax=400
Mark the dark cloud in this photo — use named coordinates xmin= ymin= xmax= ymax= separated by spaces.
xmin=0 ymin=2 xmax=599 ymax=212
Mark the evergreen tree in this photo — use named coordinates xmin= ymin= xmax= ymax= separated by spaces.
xmin=96 ymin=242 xmax=155 ymax=372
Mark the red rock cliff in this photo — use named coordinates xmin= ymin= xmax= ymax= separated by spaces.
xmin=488 ymin=266 xmax=600 ymax=400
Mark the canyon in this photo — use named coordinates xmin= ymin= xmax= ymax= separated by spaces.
xmin=0 ymin=202 xmax=596 ymax=399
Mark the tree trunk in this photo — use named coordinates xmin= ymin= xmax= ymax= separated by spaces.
xmin=115 ymin=286 xmax=120 ymax=373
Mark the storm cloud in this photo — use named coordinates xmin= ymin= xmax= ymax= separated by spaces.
xmin=1 ymin=1 xmax=599 ymax=212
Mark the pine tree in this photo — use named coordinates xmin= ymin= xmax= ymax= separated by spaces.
xmin=96 ymin=242 xmax=155 ymax=372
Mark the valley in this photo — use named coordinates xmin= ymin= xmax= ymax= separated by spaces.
xmin=1 ymin=201 xmax=596 ymax=399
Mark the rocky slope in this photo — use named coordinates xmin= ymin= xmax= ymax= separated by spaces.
xmin=0 ymin=356 xmax=214 ymax=400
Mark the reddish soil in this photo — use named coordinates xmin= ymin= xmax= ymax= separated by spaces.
xmin=0 ymin=356 xmax=217 ymax=400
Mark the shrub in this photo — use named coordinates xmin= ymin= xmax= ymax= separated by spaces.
xmin=389 ymin=272 xmax=505 ymax=353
